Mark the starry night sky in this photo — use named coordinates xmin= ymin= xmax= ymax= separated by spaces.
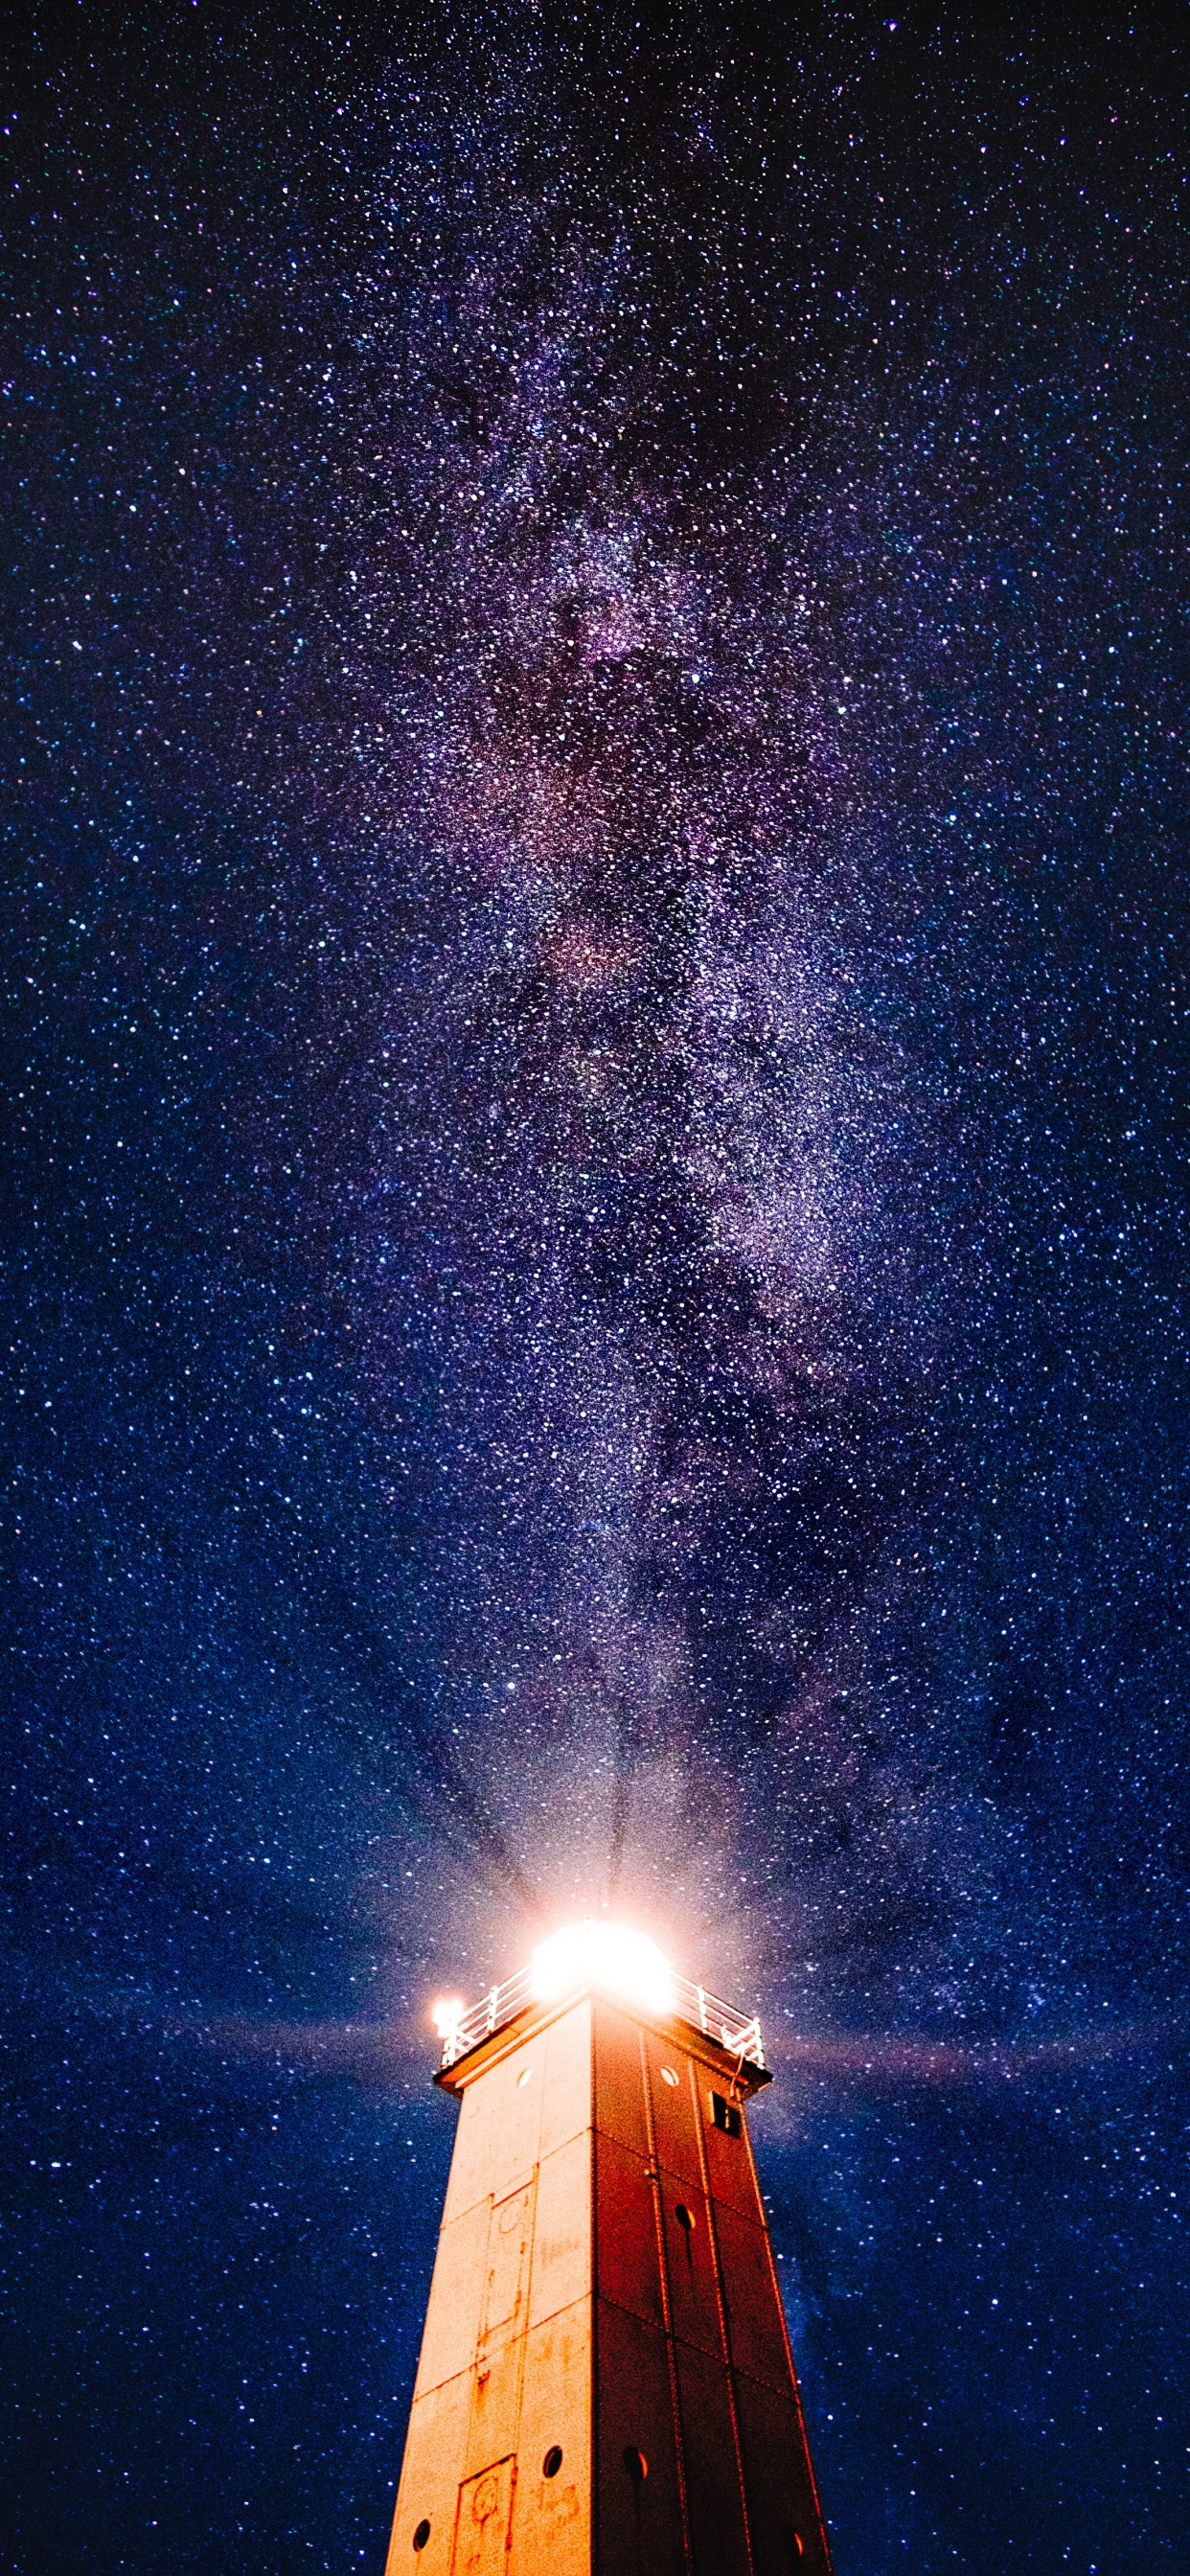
xmin=4 ymin=3 xmax=1189 ymax=2568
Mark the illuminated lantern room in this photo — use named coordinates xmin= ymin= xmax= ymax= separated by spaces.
xmin=386 ymin=1922 xmax=832 ymax=2575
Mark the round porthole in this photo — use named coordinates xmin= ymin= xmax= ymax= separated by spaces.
xmin=623 ymin=2446 xmax=648 ymax=2483
xmin=542 ymin=2445 xmax=563 ymax=2478
xmin=517 ymin=2066 xmax=534 ymax=2087
xmin=674 ymin=2202 xmax=695 ymax=2232
xmin=412 ymin=2519 xmax=431 ymax=2552
xmin=659 ymin=2065 xmax=679 ymax=2087
xmin=782 ymin=2528 xmax=805 ymax=2563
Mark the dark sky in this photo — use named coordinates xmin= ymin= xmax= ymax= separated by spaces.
xmin=4 ymin=3 xmax=1189 ymax=2568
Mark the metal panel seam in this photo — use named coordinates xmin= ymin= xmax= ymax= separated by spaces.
xmin=639 ymin=2019 xmax=693 ymax=2574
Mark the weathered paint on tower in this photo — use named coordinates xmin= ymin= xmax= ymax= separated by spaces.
xmin=385 ymin=1957 xmax=831 ymax=2576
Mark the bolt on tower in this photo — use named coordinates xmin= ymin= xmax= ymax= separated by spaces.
xmin=385 ymin=1921 xmax=831 ymax=2576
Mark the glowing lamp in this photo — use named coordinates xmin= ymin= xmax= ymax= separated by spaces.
xmin=530 ymin=1919 xmax=674 ymax=2018
xmin=430 ymin=1995 xmax=466 ymax=2042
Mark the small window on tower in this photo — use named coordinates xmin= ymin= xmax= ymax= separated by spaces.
xmin=710 ymin=2090 xmax=743 ymax=2137
xmin=412 ymin=2519 xmax=431 ymax=2552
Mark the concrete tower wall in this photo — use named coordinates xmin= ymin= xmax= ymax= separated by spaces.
xmin=386 ymin=1990 xmax=830 ymax=2576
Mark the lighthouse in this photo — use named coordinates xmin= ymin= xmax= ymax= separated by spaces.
xmin=385 ymin=1920 xmax=831 ymax=2575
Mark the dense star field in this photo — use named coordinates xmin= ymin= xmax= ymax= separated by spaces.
xmin=4 ymin=4 xmax=1188 ymax=2568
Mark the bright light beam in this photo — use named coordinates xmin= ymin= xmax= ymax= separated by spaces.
xmin=531 ymin=1920 xmax=674 ymax=2017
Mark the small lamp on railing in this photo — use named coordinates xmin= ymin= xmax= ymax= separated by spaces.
xmin=431 ymin=1995 xmax=467 ymax=2066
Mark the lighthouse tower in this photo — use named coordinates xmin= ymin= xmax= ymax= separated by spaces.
xmin=385 ymin=1921 xmax=831 ymax=2576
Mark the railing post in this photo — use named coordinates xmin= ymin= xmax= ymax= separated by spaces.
xmin=486 ymin=1985 xmax=498 ymax=2035
xmin=697 ymin=1985 xmax=707 ymax=2035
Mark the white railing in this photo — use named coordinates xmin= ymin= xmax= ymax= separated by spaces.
xmin=437 ymin=1966 xmax=764 ymax=2073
